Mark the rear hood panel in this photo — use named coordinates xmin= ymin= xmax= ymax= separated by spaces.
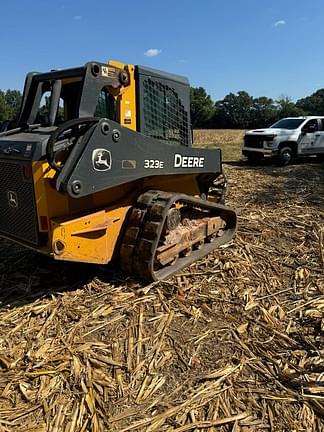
xmin=0 ymin=129 xmax=52 ymax=161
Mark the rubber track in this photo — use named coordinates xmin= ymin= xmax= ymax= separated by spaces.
xmin=120 ymin=190 xmax=237 ymax=282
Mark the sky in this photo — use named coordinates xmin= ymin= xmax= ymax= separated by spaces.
xmin=1 ymin=0 xmax=324 ymax=102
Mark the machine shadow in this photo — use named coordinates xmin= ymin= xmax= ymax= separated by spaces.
xmin=0 ymin=240 xmax=124 ymax=309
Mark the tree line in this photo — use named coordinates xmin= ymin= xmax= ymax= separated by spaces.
xmin=190 ymin=87 xmax=324 ymax=129
xmin=0 ymin=90 xmax=22 ymax=122
xmin=1 ymin=86 xmax=324 ymax=130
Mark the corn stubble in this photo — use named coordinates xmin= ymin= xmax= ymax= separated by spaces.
xmin=0 ymin=159 xmax=323 ymax=431
xmin=193 ymin=129 xmax=245 ymax=161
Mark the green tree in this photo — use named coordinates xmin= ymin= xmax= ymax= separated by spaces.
xmin=5 ymin=90 xmax=22 ymax=119
xmin=252 ymin=96 xmax=277 ymax=128
xmin=296 ymin=89 xmax=324 ymax=115
xmin=0 ymin=91 xmax=10 ymax=122
xmin=0 ymin=89 xmax=22 ymax=123
xmin=216 ymin=91 xmax=254 ymax=128
xmin=276 ymin=95 xmax=305 ymax=118
xmin=190 ymin=87 xmax=214 ymax=128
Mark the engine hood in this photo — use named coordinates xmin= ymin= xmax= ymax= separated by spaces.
xmin=245 ymin=127 xmax=300 ymax=137
xmin=245 ymin=128 xmax=287 ymax=136
xmin=0 ymin=128 xmax=54 ymax=161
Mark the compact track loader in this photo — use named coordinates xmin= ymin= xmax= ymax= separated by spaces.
xmin=0 ymin=60 xmax=237 ymax=281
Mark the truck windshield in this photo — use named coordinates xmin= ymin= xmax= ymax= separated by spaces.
xmin=270 ymin=118 xmax=304 ymax=129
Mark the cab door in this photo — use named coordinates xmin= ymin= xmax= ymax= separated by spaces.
xmin=299 ymin=119 xmax=320 ymax=155
xmin=313 ymin=119 xmax=324 ymax=155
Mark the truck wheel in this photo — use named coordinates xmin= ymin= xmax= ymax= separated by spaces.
xmin=317 ymin=154 xmax=324 ymax=162
xmin=278 ymin=146 xmax=293 ymax=165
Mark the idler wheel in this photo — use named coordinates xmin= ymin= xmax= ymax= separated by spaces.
xmin=166 ymin=207 xmax=181 ymax=232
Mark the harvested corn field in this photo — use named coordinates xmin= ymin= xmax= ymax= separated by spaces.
xmin=0 ymin=160 xmax=324 ymax=431
xmin=193 ymin=130 xmax=244 ymax=161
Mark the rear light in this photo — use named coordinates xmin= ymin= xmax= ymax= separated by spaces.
xmin=23 ymin=163 xmax=32 ymax=179
xmin=40 ymin=216 xmax=49 ymax=231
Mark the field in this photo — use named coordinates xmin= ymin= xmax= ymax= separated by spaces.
xmin=0 ymin=130 xmax=324 ymax=431
xmin=193 ymin=129 xmax=245 ymax=161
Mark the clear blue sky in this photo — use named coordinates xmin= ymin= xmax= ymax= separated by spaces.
xmin=1 ymin=0 xmax=323 ymax=102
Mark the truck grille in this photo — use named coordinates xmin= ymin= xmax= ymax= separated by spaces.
xmin=0 ymin=160 xmax=39 ymax=245
xmin=244 ymin=135 xmax=273 ymax=148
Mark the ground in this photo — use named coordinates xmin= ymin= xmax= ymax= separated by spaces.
xmin=0 ymin=131 xmax=323 ymax=431
xmin=193 ymin=129 xmax=244 ymax=160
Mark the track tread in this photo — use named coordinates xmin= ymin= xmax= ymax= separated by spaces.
xmin=120 ymin=190 xmax=237 ymax=282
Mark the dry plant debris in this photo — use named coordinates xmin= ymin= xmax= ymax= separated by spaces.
xmin=193 ymin=130 xmax=244 ymax=161
xmin=0 ymin=160 xmax=323 ymax=431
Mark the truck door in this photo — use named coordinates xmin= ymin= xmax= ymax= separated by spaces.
xmin=299 ymin=119 xmax=319 ymax=155
xmin=312 ymin=119 xmax=324 ymax=155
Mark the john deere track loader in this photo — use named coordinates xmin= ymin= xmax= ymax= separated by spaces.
xmin=0 ymin=60 xmax=237 ymax=281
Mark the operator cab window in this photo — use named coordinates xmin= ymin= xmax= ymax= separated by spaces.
xmin=60 ymin=78 xmax=82 ymax=120
xmin=94 ymin=88 xmax=117 ymax=121
xmin=34 ymin=77 xmax=82 ymax=125
xmin=36 ymin=92 xmax=65 ymax=124
xmin=36 ymin=90 xmax=51 ymax=124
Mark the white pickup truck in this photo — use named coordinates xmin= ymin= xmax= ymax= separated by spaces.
xmin=242 ymin=116 xmax=324 ymax=164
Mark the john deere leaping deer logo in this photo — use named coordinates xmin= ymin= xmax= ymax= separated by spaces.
xmin=7 ymin=191 xmax=18 ymax=208
xmin=92 ymin=149 xmax=112 ymax=171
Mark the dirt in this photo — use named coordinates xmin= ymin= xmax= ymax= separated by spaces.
xmin=0 ymin=159 xmax=323 ymax=431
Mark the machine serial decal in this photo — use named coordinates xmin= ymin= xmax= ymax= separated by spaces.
xmin=144 ymin=159 xmax=164 ymax=169
xmin=7 ymin=191 xmax=18 ymax=208
xmin=92 ymin=149 xmax=112 ymax=171
xmin=122 ymin=159 xmax=137 ymax=169
xmin=174 ymin=153 xmax=205 ymax=168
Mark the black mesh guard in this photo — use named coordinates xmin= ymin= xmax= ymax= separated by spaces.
xmin=142 ymin=78 xmax=189 ymax=146
xmin=136 ymin=66 xmax=191 ymax=147
xmin=0 ymin=160 xmax=39 ymax=245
